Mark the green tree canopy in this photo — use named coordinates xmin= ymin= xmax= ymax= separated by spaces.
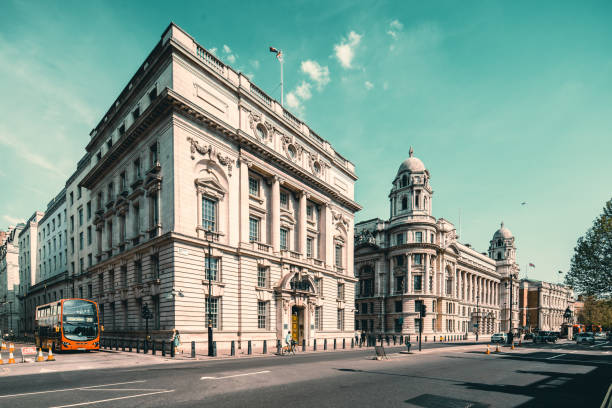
xmin=565 ymin=197 xmax=612 ymax=297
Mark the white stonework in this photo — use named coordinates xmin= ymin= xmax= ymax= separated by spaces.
xmin=354 ymin=149 xmax=520 ymax=340
xmin=0 ymin=225 xmax=23 ymax=334
xmin=520 ymin=279 xmax=574 ymax=332
xmin=13 ymin=23 xmax=361 ymax=349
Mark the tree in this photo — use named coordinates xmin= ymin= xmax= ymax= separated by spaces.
xmin=565 ymin=197 xmax=612 ymax=298
xmin=577 ymin=297 xmax=612 ymax=328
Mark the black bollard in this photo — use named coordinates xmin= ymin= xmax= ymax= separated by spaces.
xmin=129 ymin=340 xmax=132 ymax=352
xmin=314 ymin=339 xmax=317 ymax=351
xmin=334 ymin=338 xmax=336 ymax=350
xmin=248 ymin=340 xmax=252 ymax=355
xmin=276 ymin=340 xmax=281 ymax=355
xmin=162 ymin=340 xmax=166 ymax=356
xmin=122 ymin=340 xmax=125 ymax=351
xmin=136 ymin=339 xmax=140 ymax=353
xmin=324 ymin=339 xmax=327 ymax=350
xmin=343 ymin=338 xmax=346 ymax=349
xmin=386 ymin=336 xmax=390 ymax=346
xmin=393 ymin=335 xmax=396 ymax=345
xmin=302 ymin=339 xmax=306 ymax=352
xmin=351 ymin=338 xmax=355 ymax=348
xmin=263 ymin=340 xmax=267 ymax=354
xmin=191 ymin=341 xmax=195 ymax=358
xmin=170 ymin=342 xmax=175 ymax=358
xmin=231 ymin=340 xmax=236 ymax=356
xmin=212 ymin=341 xmax=217 ymax=357
xmin=152 ymin=341 xmax=156 ymax=355
xmin=144 ymin=339 xmax=148 ymax=354
xmin=115 ymin=338 xmax=119 ymax=351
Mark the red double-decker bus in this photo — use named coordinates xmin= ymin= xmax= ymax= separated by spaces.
xmin=35 ymin=298 xmax=101 ymax=352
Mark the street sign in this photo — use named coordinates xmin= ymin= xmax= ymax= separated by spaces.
xmin=21 ymin=346 xmax=37 ymax=362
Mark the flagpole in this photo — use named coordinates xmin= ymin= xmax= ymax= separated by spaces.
xmin=280 ymin=56 xmax=284 ymax=107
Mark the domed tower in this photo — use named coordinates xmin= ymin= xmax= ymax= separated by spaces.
xmin=488 ymin=222 xmax=516 ymax=262
xmin=389 ymin=147 xmax=433 ymax=219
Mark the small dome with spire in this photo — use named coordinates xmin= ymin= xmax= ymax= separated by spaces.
xmin=493 ymin=222 xmax=513 ymax=239
xmin=397 ymin=146 xmax=426 ymax=174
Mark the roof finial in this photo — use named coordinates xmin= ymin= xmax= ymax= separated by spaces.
xmin=501 ymin=221 xmax=504 ymax=228
xmin=409 ymin=146 xmax=414 ymax=158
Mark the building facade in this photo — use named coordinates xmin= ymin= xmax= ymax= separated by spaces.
xmin=354 ymin=149 xmax=520 ymax=339
xmin=3 ymin=23 xmax=360 ymax=350
xmin=0 ymin=225 xmax=23 ymax=334
xmin=17 ymin=211 xmax=44 ymax=333
xmin=519 ymin=279 xmax=574 ymax=332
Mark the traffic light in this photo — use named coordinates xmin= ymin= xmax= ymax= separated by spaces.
xmin=420 ymin=304 xmax=427 ymax=317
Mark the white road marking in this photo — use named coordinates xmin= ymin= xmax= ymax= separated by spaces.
xmin=47 ymin=390 xmax=174 ymax=408
xmin=547 ymin=354 xmax=566 ymax=359
xmin=600 ymin=383 xmax=612 ymax=408
xmin=201 ymin=370 xmax=270 ymax=380
xmin=0 ymin=381 xmax=146 ymax=398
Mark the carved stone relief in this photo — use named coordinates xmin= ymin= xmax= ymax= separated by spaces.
xmin=187 ymin=137 xmax=235 ymax=177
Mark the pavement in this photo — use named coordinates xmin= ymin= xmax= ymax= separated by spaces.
xmin=0 ymin=339 xmax=610 ymax=408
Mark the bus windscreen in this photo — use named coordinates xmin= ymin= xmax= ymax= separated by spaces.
xmin=62 ymin=300 xmax=98 ymax=341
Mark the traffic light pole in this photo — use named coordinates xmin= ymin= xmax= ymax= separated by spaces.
xmin=419 ymin=317 xmax=422 ymax=352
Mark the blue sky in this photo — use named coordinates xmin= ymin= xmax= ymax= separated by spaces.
xmin=1 ymin=0 xmax=611 ymax=284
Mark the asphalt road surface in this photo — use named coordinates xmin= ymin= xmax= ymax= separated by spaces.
xmin=1 ymin=344 xmax=610 ymax=408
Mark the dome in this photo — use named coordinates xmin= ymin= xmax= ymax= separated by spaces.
xmin=493 ymin=222 xmax=513 ymax=239
xmin=397 ymin=146 xmax=426 ymax=174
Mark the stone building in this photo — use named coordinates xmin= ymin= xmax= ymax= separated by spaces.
xmin=17 ymin=211 xmax=44 ymax=333
xmin=519 ymin=279 xmax=574 ymax=332
xmin=33 ymin=22 xmax=363 ymax=351
xmin=0 ymin=225 xmax=23 ymax=334
xmin=354 ymin=149 xmax=519 ymax=340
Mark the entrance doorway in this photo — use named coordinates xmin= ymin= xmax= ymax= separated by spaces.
xmin=291 ymin=306 xmax=305 ymax=344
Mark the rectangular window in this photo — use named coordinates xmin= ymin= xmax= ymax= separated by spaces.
xmin=70 ymin=192 xmax=74 ymax=206
xmin=77 ymin=186 xmax=82 ymax=199
xmin=315 ymin=306 xmax=322 ymax=330
xmin=257 ymin=266 xmax=267 ymax=288
xmin=394 ymin=318 xmax=402 ymax=332
xmin=335 ymin=244 xmax=343 ymax=267
xmin=415 ymin=231 xmax=423 ymax=243
xmin=151 ymin=254 xmax=160 ymax=279
xmin=414 ymin=254 xmax=422 ymax=265
xmin=249 ymin=217 xmax=259 ymax=242
xmin=415 ymin=300 xmax=423 ymax=315
xmin=337 ymin=309 xmax=344 ymax=330
xmin=413 ymin=275 xmax=423 ymax=291
xmin=120 ymin=171 xmax=127 ymax=192
xmin=395 ymin=301 xmax=403 ymax=313
xmin=337 ymin=283 xmax=345 ymax=300
xmin=149 ymin=87 xmax=158 ymax=101
xmin=149 ymin=143 xmax=158 ymax=167
xmin=79 ymin=208 xmax=83 ymax=226
xmin=280 ymin=192 xmax=288 ymax=209
xmin=87 ymin=227 xmax=92 ymax=246
xmin=306 ymin=237 xmax=313 ymax=258
xmin=133 ymin=106 xmax=140 ymax=120
xmin=87 ymin=284 xmax=92 ymax=299
xmin=315 ymin=278 xmax=322 ymax=296
xmin=257 ymin=301 xmax=267 ymax=329
xmin=396 ymin=276 xmax=405 ymax=293
xmin=205 ymin=257 xmax=218 ymax=281
xmin=108 ymin=182 xmax=114 ymax=201
xmin=135 ymin=260 xmax=143 ymax=284
xmin=396 ymin=233 xmax=404 ymax=245
xmin=248 ymin=177 xmax=259 ymax=196
xmin=307 ymin=205 xmax=313 ymax=220
xmin=430 ymin=233 xmax=434 ymax=244
xmin=414 ymin=318 xmax=421 ymax=333
xmin=79 ymin=258 xmax=84 ymax=273
xmin=280 ymin=228 xmax=288 ymax=250
xmin=133 ymin=158 xmax=141 ymax=180
xmin=79 ymin=232 xmax=84 ymax=250
xmin=88 ymin=253 xmax=92 ymax=267
xmin=87 ymin=202 xmax=91 ymax=220
xmin=202 ymin=197 xmax=217 ymax=231
xmin=70 ymin=237 xmax=74 ymax=254
xmin=206 ymin=298 xmax=219 ymax=329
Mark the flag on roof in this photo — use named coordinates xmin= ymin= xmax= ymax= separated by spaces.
xmin=529 ymin=263 xmax=535 ymax=268
xmin=269 ymin=46 xmax=283 ymax=61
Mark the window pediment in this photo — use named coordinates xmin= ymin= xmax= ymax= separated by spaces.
xmin=195 ymin=176 xmax=226 ymax=199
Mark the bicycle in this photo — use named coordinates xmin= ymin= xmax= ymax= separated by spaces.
xmin=281 ymin=340 xmax=297 ymax=356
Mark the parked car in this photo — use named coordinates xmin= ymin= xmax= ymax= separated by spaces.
xmin=594 ymin=331 xmax=606 ymax=339
xmin=491 ymin=333 xmax=507 ymax=343
xmin=523 ymin=332 xmax=534 ymax=340
xmin=576 ymin=332 xmax=595 ymax=344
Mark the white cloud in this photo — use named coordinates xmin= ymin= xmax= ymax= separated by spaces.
xmin=221 ymin=44 xmax=237 ymax=65
xmin=295 ymin=81 xmax=312 ymax=100
xmin=3 ymin=215 xmax=25 ymax=226
xmin=0 ymin=131 xmax=66 ymax=177
xmin=286 ymin=92 xmax=300 ymax=109
xmin=209 ymin=47 xmax=217 ymax=55
xmin=365 ymin=81 xmax=374 ymax=90
xmin=251 ymin=60 xmax=260 ymax=69
xmin=383 ymin=81 xmax=389 ymax=90
xmin=300 ymin=60 xmax=330 ymax=90
xmin=334 ymin=31 xmax=362 ymax=69
xmin=387 ymin=19 xmax=404 ymax=39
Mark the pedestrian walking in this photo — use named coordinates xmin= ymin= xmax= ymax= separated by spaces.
xmin=173 ymin=329 xmax=181 ymax=354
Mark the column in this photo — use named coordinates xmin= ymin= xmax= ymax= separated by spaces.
xmin=298 ymin=192 xmax=307 ymax=256
xmin=463 ymin=271 xmax=467 ymax=301
xmin=406 ymin=254 xmax=412 ymax=293
xmin=239 ymin=158 xmax=250 ymax=243
xmin=270 ymin=176 xmax=280 ymax=252
xmin=424 ymin=254 xmax=430 ymax=294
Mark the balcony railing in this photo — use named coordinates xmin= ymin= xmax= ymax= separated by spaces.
xmin=250 ymin=84 xmax=272 ymax=107
xmin=196 ymin=45 xmax=225 ymax=75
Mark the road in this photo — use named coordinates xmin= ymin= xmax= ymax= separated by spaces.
xmin=0 ymin=342 xmax=610 ymax=408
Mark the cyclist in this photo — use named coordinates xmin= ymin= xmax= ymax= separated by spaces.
xmin=284 ymin=331 xmax=292 ymax=353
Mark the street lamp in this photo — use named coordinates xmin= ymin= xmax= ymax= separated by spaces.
xmin=8 ymin=301 xmax=12 ymax=332
xmin=205 ymin=229 xmax=214 ymax=357
xmin=505 ymin=272 xmax=517 ymax=344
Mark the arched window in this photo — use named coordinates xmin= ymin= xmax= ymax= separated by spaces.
xmin=497 ymin=239 xmax=502 ymax=247
xmin=401 ymin=174 xmax=407 ymax=187
xmin=496 ymin=252 xmax=502 ymax=260
xmin=401 ymin=196 xmax=408 ymax=210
